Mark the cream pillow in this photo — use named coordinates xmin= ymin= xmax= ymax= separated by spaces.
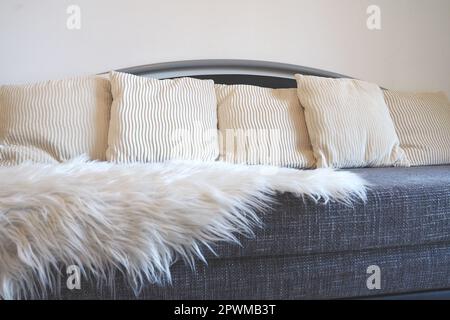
xmin=295 ymin=75 xmax=409 ymax=168
xmin=0 ymin=77 xmax=112 ymax=165
xmin=107 ymin=72 xmax=219 ymax=163
xmin=384 ymin=90 xmax=450 ymax=166
xmin=216 ymin=84 xmax=315 ymax=168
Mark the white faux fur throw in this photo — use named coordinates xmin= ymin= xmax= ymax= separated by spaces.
xmin=0 ymin=158 xmax=367 ymax=299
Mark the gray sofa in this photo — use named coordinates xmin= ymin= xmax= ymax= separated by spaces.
xmin=55 ymin=164 xmax=450 ymax=299
xmin=46 ymin=60 xmax=450 ymax=299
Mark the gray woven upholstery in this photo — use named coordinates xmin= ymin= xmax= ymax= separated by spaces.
xmin=60 ymin=243 xmax=450 ymax=299
xmin=210 ymin=165 xmax=450 ymax=259
xmin=54 ymin=165 xmax=450 ymax=299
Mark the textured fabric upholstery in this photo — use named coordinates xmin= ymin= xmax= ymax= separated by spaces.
xmin=52 ymin=165 xmax=450 ymax=299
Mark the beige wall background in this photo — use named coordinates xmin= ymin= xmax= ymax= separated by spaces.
xmin=1 ymin=0 xmax=449 ymax=96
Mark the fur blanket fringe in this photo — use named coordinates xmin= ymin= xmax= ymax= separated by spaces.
xmin=0 ymin=158 xmax=367 ymax=299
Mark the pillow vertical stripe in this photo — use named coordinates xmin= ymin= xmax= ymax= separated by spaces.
xmin=384 ymin=90 xmax=450 ymax=166
xmin=216 ymin=84 xmax=315 ymax=168
xmin=0 ymin=77 xmax=112 ymax=165
xmin=107 ymin=72 xmax=219 ymax=163
xmin=295 ymin=74 xmax=409 ymax=168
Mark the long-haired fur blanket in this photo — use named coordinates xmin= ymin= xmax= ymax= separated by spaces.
xmin=0 ymin=158 xmax=367 ymax=299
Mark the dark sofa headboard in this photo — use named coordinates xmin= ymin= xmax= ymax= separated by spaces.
xmin=115 ymin=59 xmax=349 ymax=89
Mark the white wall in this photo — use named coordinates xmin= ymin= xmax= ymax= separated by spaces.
xmin=1 ymin=0 xmax=449 ymax=95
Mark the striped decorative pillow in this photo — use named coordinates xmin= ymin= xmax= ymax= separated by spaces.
xmin=107 ymin=72 xmax=219 ymax=163
xmin=0 ymin=77 xmax=112 ymax=165
xmin=384 ymin=90 xmax=450 ymax=166
xmin=216 ymin=84 xmax=315 ymax=168
xmin=295 ymin=74 xmax=410 ymax=168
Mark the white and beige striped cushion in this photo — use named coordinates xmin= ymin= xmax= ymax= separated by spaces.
xmin=216 ymin=84 xmax=315 ymax=168
xmin=107 ymin=72 xmax=219 ymax=163
xmin=0 ymin=77 xmax=112 ymax=165
xmin=384 ymin=90 xmax=450 ymax=166
xmin=295 ymin=74 xmax=409 ymax=168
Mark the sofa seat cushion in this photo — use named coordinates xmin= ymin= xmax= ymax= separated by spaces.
xmin=208 ymin=165 xmax=450 ymax=259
